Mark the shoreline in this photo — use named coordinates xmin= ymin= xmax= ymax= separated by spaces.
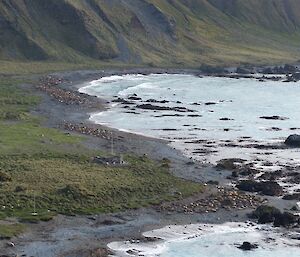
xmin=108 ymin=221 xmax=300 ymax=257
xmin=4 ymin=68 xmax=299 ymax=256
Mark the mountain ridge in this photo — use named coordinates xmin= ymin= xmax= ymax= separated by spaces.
xmin=1 ymin=0 xmax=300 ymax=67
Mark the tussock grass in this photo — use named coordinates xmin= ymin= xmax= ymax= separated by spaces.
xmin=0 ymin=155 xmax=203 ymax=219
xmin=0 ymin=77 xmax=39 ymax=120
xmin=0 ymin=77 xmax=203 ymax=222
xmin=0 ymin=223 xmax=26 ymax=239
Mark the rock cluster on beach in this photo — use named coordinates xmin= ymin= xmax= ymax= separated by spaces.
xmin=63 ymin=123 xmax=113 ymax=140
xmin=216 ymin=156 xmax=300 ymax=199
xmin=158 ymin=187 xmax=265 ymax=214
xmin=37 ymin=76 xmax=101 ymax=107
xmin=202 ymin=63 xmax=300 ymax=83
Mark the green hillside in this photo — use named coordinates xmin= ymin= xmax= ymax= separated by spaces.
xmin=1 ymin=0 xmax=300 ymax=68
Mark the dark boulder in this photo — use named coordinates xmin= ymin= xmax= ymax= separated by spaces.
xmin=273 ymin=212 xmax=298 ymax=227
xmin=250 ymin=205 xmax=298 ymax=227
xmin=136 ymin=104 xmax=195 ymax=113
xmin=239 ymin=167 xmax=260 ymax=176
xmin=283 ymin=193 xmax=300 ymax=200
xmin=237 ymin=180 xmax=283 ymax=196
xmin=128 ymin=96 xmax=142 ymax=101
xmin=231 ymin=170 xmax=239 ymax=178
xmin=136 ymin=104 xmax=171 ymax=111
xmin=258 ymin=170 xmax=283 ymax=181
xmin=249 ymin=205 xmax=281 ymax=224
xmin=237 ymin=180 xmax=259 ymax=192
xmin=259 ymin=116 xmax=288 ymax=120
xmin=112 ymin=98 xmax=134 ymax=105
xmin=216 ymin=158 xmax=245 ymax=170
xmin=237 ymin=242 xmax=258 ymax=251
xmin=146 ymin=99 xmax=169 ymax=104
xmin=285 ymin=134 xmax=300 ymax=147
xmin=260 ymin=181 xmax=283 ymax=196
xmin=219 ymin=117 xmax=234 ymax=121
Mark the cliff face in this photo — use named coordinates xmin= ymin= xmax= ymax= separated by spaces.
xmin=1 ymin=0 xmax=300 ymax=66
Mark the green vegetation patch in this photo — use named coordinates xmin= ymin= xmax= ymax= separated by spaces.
xmin=0 ymin=223 xmax=26 ymax=239
xmin=0 ymin=76 xmax=203 ymax=223
xmin=0 ymin=154 xmax=203 ymax=219
xmin=0 ymin=77 xmax=40 ymax=121
xmin=0 ymin=122 xmax=83 ymax=155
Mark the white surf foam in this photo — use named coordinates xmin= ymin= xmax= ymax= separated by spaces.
xmin=118 ymin=82 xmax=157 ymax=97
xmin=108 ymin=222 xmax=300 ymax=257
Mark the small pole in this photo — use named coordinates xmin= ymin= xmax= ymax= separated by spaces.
xmin=32 ymin=191 xmax=37 ymax=216
xmin=111 ymin=132 xmax=114 ymax=156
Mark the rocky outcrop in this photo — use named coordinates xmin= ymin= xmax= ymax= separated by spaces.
xmin=273 ymin=212 xmax=298 ymax=227
xmin=237 ymin=242 xmax=258 ymax=251
xmin=136 ymin=104 xmax=195 ymax=112
xmin=216 ymin=158 xmax=245 ymax=170
xmin=283 ymin=193 xmax=300 ymax=200
xmin=285 ymin=134 xmax=300 ymax=147
xmin=259 ymin=116 xmax=288 ymax=120
xmin=250 ymin=205 xmax=281 ymax=223
xmin=236 ymin=180 xmax=283 ymax=196
xmin=250 ymin=205 xmax=299 ymax=227
xmin=261 ymin=64 xmax=299 ymax=74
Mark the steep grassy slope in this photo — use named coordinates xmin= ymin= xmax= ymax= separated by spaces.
xmin=1 ymin=0 xmax=300 ymax=67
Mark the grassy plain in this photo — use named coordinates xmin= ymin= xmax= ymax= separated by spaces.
xmin=0 ymin=76 xmax=203 ymax=228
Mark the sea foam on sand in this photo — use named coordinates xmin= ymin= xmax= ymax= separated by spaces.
xmin=107 ymin=222 xmax=300 ymax=257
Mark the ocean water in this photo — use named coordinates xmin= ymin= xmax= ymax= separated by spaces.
xmin=80 ymin=74 xmax=300 ymax=140
xmin=107 ymin=223 xmax=300 ymax=257
xmin=80 ymin=74 xmax=300 ymax=168
xmin=80 ymin=75 xmax=300 ymax=256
